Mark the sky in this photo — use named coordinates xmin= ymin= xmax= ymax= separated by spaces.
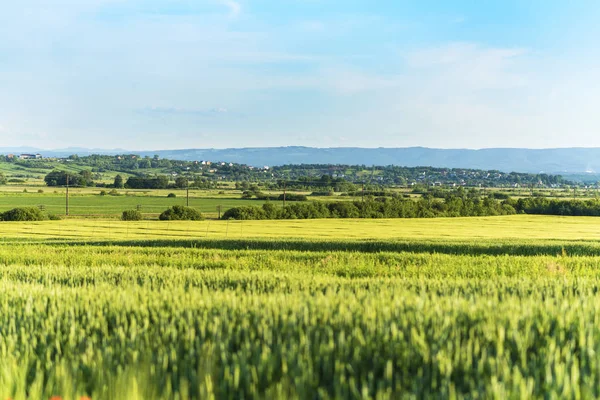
xmin=1 ymin=0 xmax=600 ymax=150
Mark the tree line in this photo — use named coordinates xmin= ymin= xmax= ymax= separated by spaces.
xmin=44 ymin=171 xmax=217 ymax=190
xmin=222 ymin=195 xmax=600 ymax=220
xmin=507 ymin=197 xmax=600 ymax=216
xmin=222 ymin=195 xmax=516 ymax=220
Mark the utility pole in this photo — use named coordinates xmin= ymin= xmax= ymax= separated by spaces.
xmin=362 ymin=182 xmax=365 ymax=203
xmin=186 ymin=185 xmax=189 ymax=207
xmin=283 ymin=181 xmax=287 ymax=208
xmin=65 ymin=175 xmax=69 ymax=216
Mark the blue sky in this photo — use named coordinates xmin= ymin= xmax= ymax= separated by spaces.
xmin=1 ymin=0 xmax=599 ymax=150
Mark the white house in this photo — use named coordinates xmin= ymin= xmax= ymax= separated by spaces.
xmin=19 ymin=153 xmax=42 ymax=159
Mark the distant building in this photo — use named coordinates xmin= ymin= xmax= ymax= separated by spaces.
xmin=19 ymin=153 xmax=42 ymax=159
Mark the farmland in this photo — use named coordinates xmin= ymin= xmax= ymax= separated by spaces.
xmin=0 ymin=215 xmax=599 ymax=398
xmin=0 ymin=192 xmax=264 ymax=218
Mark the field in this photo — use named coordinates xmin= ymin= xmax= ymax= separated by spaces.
xmin=2 ymin=215 xmax=600 ymax=398
xmin=0 ymin=188 xmax=275 ymax=218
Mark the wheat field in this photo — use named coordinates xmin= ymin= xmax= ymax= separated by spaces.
xmin=1 ymin=215 xmax=599 ymax=398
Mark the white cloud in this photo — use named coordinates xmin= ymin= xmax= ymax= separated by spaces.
xmin=406 ymin=42 xmax=526 ymax=71
xmin=219 ymin=0 xmax=241 ymax=17
xmin=1 ymin=0 xmax=599 ymax=150
xmin=404 ymin=42 xmax=529 ymax=91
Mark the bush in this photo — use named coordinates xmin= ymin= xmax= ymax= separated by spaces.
xmin=108 ymin=189 xmax=120 ymax=196
xmin=490 ymin=192 xmax=510 ymax=200
xmin=167 ymin=193 xmax=177 ymax=198
xmin=37 ymin=189 xmax=44 ymax=193
xmin=159 ymin=205 xmax=203 ymax=221
xmin=278 ymin=193 xmax=308 ymax=201
xmin=1 ymin=207 xmax=47 ymax=221
xmin=122 ymin=210 xmax=143 ymax=221
xmin=222 ymin=206 xmax=267 ymax=220
xmin=311 ymin=191 xmax=334 ymax=197
xmin=8 ymin=179 xmax=25 ymax=183
xmin=47 ymin=214 xmax=62 ymax=220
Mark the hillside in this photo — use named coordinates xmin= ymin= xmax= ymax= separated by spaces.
xmin=0 ymin=155 xmax=567 ymax=188
xmin=4 ymin=146 xmax=600 ymax=174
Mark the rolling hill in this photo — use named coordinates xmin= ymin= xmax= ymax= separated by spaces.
xmin=4 ymin=146 xmax=600 ymax=174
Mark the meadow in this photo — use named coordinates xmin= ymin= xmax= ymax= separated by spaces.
xmin=2 ymin=215 xmax=600 ymax=398
xmin=0 ymin=189 xmax=271 ymax=218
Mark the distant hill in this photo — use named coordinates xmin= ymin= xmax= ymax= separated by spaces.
xmin=4 ymin=146 xmax=600 ymax=174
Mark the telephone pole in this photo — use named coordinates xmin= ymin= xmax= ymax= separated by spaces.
xmin=283 ymin=181 xmax=287 ymax=208
xmin=186 ymin=185 xmax=189 ymax=207
xmin=362 ymin=182 xmax=365 ymax=203
xmin=65 ymin=175 xmax=69 ymax=216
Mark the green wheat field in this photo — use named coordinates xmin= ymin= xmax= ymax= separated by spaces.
xmin=3 ymin=215 xmax=600 ymax=398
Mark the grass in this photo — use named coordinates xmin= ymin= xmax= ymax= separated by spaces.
xmin=0 ymin=215 xmax=600 ymax=398
xmin=0 ymin=214 xmax=598 ymax=242
xmin=0 ymin=192 xmax=271 ymax=218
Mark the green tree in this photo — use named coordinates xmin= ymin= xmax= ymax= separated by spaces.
xmin=79 ymin=170 xmax=94 ymax=187
xmin=114 ymin=175 xmax=124 ymax=189
xmin=175 ymin=176 xmax=189 ymax=189
xmin=44 ymin=171 xmax=82 ymax=187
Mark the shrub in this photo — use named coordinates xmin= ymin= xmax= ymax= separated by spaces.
xmin=167 ymin=193 xmax=177 ymax=198
xmin=311 ymin=191 xmax=334 ymax=197
xmin=1 ymin=207 xmax=47 ymax=221
xmin=108 ymin=189 xmax=119 ymax=196
xmin=99 ymin=190 xmax=107 ymax=196
xmin=490 ymin=192 xmax=510 ymax=200
xmin=222 ymin=206 xmax=267 ymax=220
xmin=122 ymin=210 xmax=143 ymax=221
xmin=47 ymin=214 xmax=62 ymax=220
xmin=37 ymin=189 xmax=44 ymax=193
xmin=278 ymin=193 xmax=308 ymax=202
xmin=159 ymin=205 xmax=203 ymax=221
